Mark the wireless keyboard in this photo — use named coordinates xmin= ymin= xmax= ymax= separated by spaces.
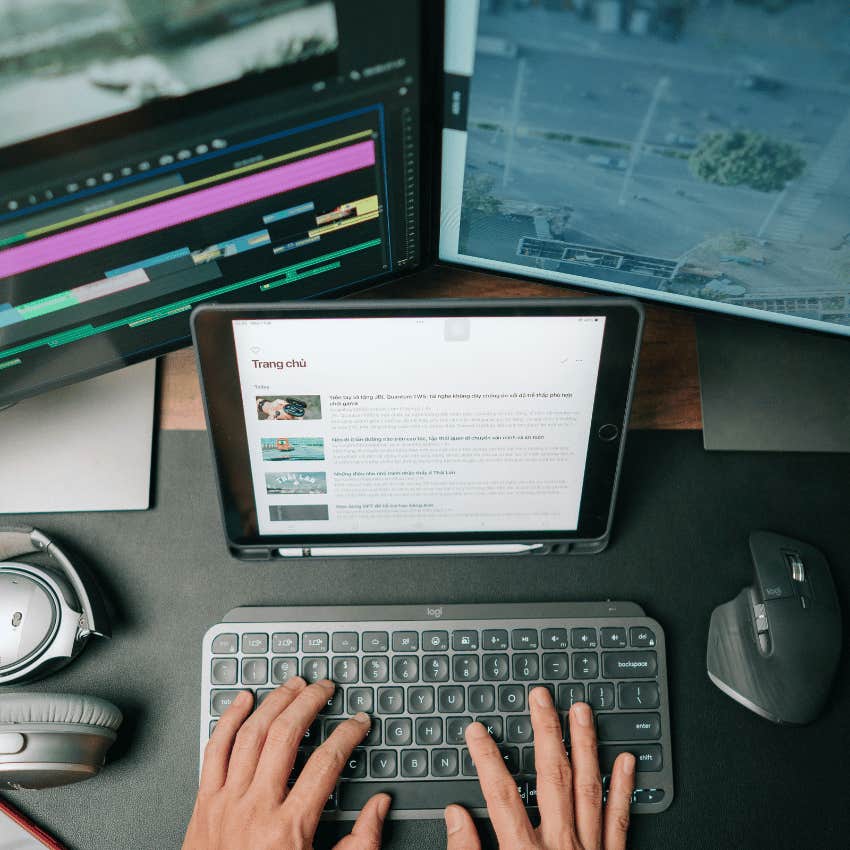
xmin=200 ymin=602 xmax=673 ymax=819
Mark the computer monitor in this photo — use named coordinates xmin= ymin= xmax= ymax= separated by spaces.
xmin=0 ymin=0 xmax=433 ymax=407
xmin=439 ymin=0 xmax=850 ymax=339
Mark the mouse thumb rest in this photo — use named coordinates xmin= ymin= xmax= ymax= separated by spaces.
xmin=706 ymin=588 xmax=839 ymax=725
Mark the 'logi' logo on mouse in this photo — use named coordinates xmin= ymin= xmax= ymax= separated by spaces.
xmin=426 ymin=607 xmax=443 ymax=619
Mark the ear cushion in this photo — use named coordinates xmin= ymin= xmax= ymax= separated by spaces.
xmin=0 ymin=693 xmax=122 ymax=731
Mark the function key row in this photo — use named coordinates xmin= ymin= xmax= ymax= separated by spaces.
xmin=211 ymin=627 xmax=657 ymax=656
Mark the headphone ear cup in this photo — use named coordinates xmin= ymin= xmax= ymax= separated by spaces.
xmin=0 ymin=693 xmax=122 ymax=790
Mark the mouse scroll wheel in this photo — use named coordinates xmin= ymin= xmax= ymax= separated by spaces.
xmin=753 ymin=602 xmax=769 ymax=635
xmin=785 ymin=553 xmax=806 ymax=583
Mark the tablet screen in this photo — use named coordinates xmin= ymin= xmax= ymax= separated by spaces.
xmin=231 ymin=314 xmax=606 ymax=536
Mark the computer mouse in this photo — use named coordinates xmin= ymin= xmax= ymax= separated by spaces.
xmin=706 ymin=531 xmax=842 ymax=725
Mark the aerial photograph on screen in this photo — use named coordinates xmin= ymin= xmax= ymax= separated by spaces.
xmin=0 ymin=0 xmax=338 ymax=148
xmin=461 ymin=0 xmax=850 ymax=328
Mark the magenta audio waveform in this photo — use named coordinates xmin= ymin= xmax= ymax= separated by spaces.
xmin=0 ymin=140 xmax=376 ymax=280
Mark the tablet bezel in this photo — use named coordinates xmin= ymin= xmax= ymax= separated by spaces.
xmin=192 ymin=298 xmax=643 ymax=556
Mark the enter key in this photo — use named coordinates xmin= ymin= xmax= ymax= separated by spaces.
xmin=597 ymin=712 xmax=661 ymax=741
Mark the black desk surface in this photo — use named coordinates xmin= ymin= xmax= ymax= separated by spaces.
xmin=4 ymin=430 xmax=849 ymax=850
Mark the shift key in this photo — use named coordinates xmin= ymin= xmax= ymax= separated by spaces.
xmin=602 ymin=651 xmax=657 ymax=678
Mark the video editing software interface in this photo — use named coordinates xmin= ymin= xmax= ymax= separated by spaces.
xmin=232 ymin=314 xmax=606 ymax=537
xmin=0 ymin=1 xmax=422 ymax=403
xmin=440 ymin=0 xmax=850 ymax=338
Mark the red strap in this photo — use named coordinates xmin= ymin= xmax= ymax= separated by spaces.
xmin=0 ymin=797 xmax=67 ymax=850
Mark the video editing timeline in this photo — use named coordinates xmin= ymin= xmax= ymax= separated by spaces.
xmin=0 ymin=107 xmax=392 ymax=373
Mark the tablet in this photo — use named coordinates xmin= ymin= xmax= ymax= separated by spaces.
xmin=192 ymin=298 xmax=643 ymax=557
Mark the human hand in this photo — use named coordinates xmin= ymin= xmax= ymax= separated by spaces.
xmin=182 ymin=678 xmax=390 ymax=850
xmin=444 ymin=688 xmax=635 ymax=850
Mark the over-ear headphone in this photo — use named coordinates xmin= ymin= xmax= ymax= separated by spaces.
xmin=0 ymin=527 xmax=122 ymax=789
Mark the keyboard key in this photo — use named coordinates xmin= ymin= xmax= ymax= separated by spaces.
xmin=438 ymin=686 xmax=465 ymax=713
xmin=513 ymin=654 xmax=539 ymax=681
xmin=629 ymin=627 xmax=657 ymax=648
xmin=453 ymin=655 xmax=480 ymax=682
xmin=597 ymin=713 xmax=661 ymax=742
xmin=321 ymin=689 xmax=344 ymax=715
xmin=423 ymin=655 xmax=450 ymax=682
xmin=600 ymin=628 xmax=627 ymax=648
xmin=392 ymin=656 xmax=419 ymax=683
xmin=476 ymin=716 xmax=503 ymax=742
xmin=377 ymin=687 xmax=404 ymax=714
xmin=462 ymin=749 xmax=477 ymax=776
xmin=303 ymin=633 xmax=328 ymax=653
xmin=242 ymin=657 xmax=268 ymax=686
xmin=541 ymin=628 xmax=569 ymax=649
xmin=362 ymin=656 xmax=389 ymax=683
xmin=482 ymin=629 xmax=509 ymax=650
xmin=632 ymin=788 xmax=666 ymax=804
xmin=587 ymin=683 xmax=615 ymax=710
xmin=423 ymin=630 xmax=449 ymax=651
xmin=571 ymin=628 xmax=597 ymax=649
xmin=272 ymin=633 xmax=298 ymax=653
xmin=302 ymin=657 xmax=329 ymax=683
xmin=256 ymin=689 xmax=274 ymax=706
xmin=526 ymin=683 xmax=555 ymax=702
xmin=499 ymin=684 xmax=526 ymax=712
xmin=393 ymin=631 xmax=419 ymax=652
xmin=272 ymin=657 xmax=298 ymax=684
xmin=211 ymin=633 xmax=238 ymax=654
xmin=401 ymin=749 xmax=429 ymax=777
xmin=209 ymin=720 xmax=218 ymax=736
xmin=332 ymin=632 xmax=359 ymax=653
xmin=522 ymin=746 xmax=536 ymax=773
xmin=303 ymin=721 xmax=320 ymax=747
xmin=363 ymin=632 xmax=389 ymax=652
xmin=364 ymin=718 xmax=382 ymax=746
xmin=385 ymin=718 xmax=412 ymax=746
xmin=324 ymin=788 xmax=338 ymax=812
xmin=415 ymin=717 xmax=443 ymax=745
xmin=323 ymin=719 xmax=345 ymax=741
xmin=572 ymin=653 xmax=598 ymax=679
xmin=432 ymin=748 xmax=459 ymax=776
xmin=210 ymin=690 xmax=243 ymax=716
xmin=482 ymin=654 xmax=510 ymax=681
xmin=340 ymin=780 xmax=486 ymax=811
xmin=557 ymin=683 xmax=585 ymax=709
xmin=453 ymin=630 xmax=479 ymax=651
xmin=618 ymin=681 xmax=660 ymax=709
xmin=446 ymin=716 xmax=472 ymax=744
xmin=342 ymin=749 xmax=367 ymax=779
xmin=542 ymin=653 xmax=569 ymax=680
xmin=409 ymin=686 xmax=435 ymax=714
xmin=211 ymin=658 xmax=237 ymax=685
xmin=370 ymin=750 xmax=398 ymax=778
xmin=347 ymin=687 xmax=374 ymax=714
xmin=468 ymin=685 xmax=495 ymax=713
xmin=599 ymin=744 xmax=662 ymax=773
xmin=511 ymin=629 xmax=538 ymax=650
xmin=507 ymin=715 xmax=533 ymax=743
xmin=501 ymin=746 xmax=520 ymax=774
xmin=602 ymin=651 xmax=657 ymax=679
xmin=332 ymin=657 xmax=359 ymax=684
xmin=243 ymin=633 xmax=268 ymax=653
xmin=526 ymin=778 xmax=539 ymax=808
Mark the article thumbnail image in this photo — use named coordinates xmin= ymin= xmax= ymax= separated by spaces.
xmin=256 ymin=395 xmax=322 ymax=421
xmin=265 ymin=472 xmax=327 ymax=495
xmin=261 ymin=437 xmax=324 ymax=462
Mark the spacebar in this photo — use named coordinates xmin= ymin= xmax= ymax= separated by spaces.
xmin=339 ymin=780 xmax=487 ymax=811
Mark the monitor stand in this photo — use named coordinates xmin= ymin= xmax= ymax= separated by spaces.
xmin=696 ymin=315 xmax=850 ymax=453
xmin=0 ymin=359 xmax=157 ymax=512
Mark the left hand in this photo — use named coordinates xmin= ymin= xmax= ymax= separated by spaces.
xmin=182 ymin=677 xmax=390 ymax=850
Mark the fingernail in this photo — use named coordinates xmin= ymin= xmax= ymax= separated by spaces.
xmin=377 ymin=793 xmax=392 ymax=819
xmin=353 ymin=712 xmax=371 ymax=726
xmin=465 ymin=722 xmax=487 ymax=741
xmin=573 ymin=702 xmax=593 ymax=727
xmin=445 ymin=805 xmax=464 ymax=835
xmin=622 ymin=753 xmax=636 ymax=776
xmin=531 ymin=687 xmax=552 ymax=708
xmin=235 ymin=690 xmax=252 ymax=706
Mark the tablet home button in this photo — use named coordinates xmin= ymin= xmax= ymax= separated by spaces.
xmin=598 ymin=424 xmax=619 ymax=442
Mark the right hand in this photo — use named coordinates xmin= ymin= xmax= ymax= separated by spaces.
xmin=444 ymin=687 xmax=635 ymax=850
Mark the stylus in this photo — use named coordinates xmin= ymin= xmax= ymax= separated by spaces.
xmin=276 ymin=544 xmax=545 ymax=557
xmin=0 ymin=798 xmax=67 ymax=850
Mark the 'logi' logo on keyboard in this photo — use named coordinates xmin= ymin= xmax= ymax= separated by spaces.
xmin=426 ymin=607 xmax=443 ymax=618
